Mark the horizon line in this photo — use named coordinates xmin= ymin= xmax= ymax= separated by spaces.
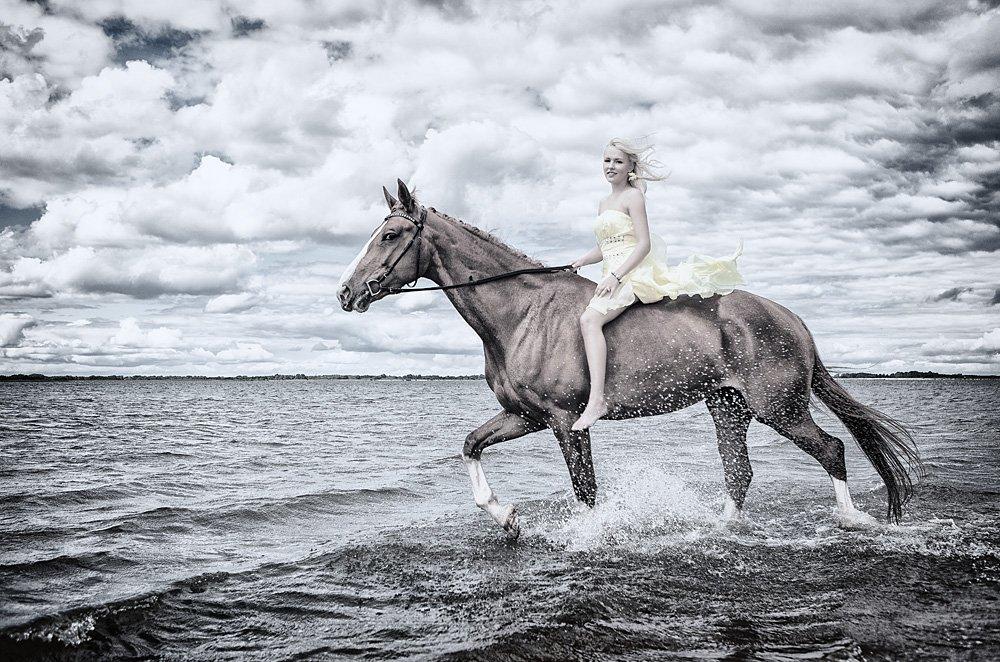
xmin=1 ymin=370 xmax=998 ymax=381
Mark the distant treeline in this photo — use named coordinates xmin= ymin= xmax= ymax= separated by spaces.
xmin=0 ymin=373 xmax=486 ymax=382
xmin=3 ymin=371 xmax=997 ymax=382
xmin=836 ymin=371 xmax=999 ymax=379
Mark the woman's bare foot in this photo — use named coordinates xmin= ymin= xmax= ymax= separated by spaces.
xmin=571 ymin=401 xmax=608 ymax=430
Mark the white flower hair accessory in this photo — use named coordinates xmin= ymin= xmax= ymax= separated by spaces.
xmin=627 ymin=171 xmax=638 ymax=181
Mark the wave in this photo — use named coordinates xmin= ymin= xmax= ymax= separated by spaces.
xmin=0 ymin=550 xmax=138 ymax=578
xmin=3 ymin=484 xmax=137 ymax=510
xmin=8 ymin=485 xmax=421 ymax=545
xmin=161 ymin=484 xmax=420 ymax=529
xmin=0 ymin=571 xmax=232 ymax=657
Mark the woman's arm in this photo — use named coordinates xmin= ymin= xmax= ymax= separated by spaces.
xmin=571 ymin=244 xmax=604 ymax=269
xmin=610 ymin=189 xmax=651 ymax=279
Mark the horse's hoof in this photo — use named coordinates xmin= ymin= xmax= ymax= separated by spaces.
xmin=501 ymin=504 xmax=520 ymax=540
xmin=712 ymin=495 xmax=742 ymax=529
xmin=717 ymin=512 xmax=742 ymax=528
xmin=834 ymin=507 xmax=878 ymax=530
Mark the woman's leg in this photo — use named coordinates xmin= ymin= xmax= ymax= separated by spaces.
xmin=572 ymin=302 xmax=631 ymax=430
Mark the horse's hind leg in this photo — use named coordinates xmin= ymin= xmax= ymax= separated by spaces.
xmin=705 ymin=388 xmax=753 ymax=522
xmin=766 ymin=412 xmax=876 ymax=526
xmin=463 ymin=410 xmax=545 ymax=538
xmin=552 ymin=427 xmax=597 ymax=507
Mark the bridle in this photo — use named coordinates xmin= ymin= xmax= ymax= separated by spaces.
xmin=364 ymin=206 xmax=428 ymax=297
xmin=364 ymin=205 xmax=575 ymax=298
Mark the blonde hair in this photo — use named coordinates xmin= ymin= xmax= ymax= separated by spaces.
xmin=607 ymin=136 xmax=668 ymax=192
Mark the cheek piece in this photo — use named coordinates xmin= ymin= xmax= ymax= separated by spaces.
xmin=365 ymin=206 xmax=427 ymax=297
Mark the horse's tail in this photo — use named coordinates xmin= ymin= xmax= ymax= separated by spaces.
xmin=810 ymin=355 xmax=923 ymax=523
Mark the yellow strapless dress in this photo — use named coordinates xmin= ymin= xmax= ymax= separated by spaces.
xmin=587 ymin=209 xmax=744 ymax=314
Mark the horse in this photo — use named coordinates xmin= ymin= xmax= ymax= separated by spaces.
xmin=336 ymin=179 xmax=922 ymax=538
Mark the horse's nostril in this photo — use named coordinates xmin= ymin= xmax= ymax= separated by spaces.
xmin=337 ymin=285 xmax=351 ymax=305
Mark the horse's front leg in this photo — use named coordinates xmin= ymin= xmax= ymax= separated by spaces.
xmin=553 ymin=427 xmax=597 ymax=507
xmin=463 ymin=410 xmax=545 ymax=538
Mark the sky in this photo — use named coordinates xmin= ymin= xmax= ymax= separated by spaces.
xmin=1 ymin=0 xmax=998 ymax=376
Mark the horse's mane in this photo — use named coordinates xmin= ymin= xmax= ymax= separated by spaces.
xmin=427 ymin=206 xmax=544 ymax=267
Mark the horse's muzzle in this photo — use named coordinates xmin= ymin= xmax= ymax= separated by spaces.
xmin=337 ymin=284 xmax=356 ymax=312
xmin=337 ymin=283 xmax=377 ymax=313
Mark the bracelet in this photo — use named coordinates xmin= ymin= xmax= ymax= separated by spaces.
xmin=610 ymin=271 xmax=621 ymax=283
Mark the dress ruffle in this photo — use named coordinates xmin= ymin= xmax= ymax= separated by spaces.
xmin=586 ymin=209 xmax=743 ymax=315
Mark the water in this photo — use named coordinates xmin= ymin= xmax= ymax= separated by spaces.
xmin=1 ymin=378 xmax=998 ymax=660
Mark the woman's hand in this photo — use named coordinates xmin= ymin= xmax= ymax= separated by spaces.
xmin=594 ymin=274 xmax=620 ymax=297
xmin=572 ymin=245 xmax=604 ymax=272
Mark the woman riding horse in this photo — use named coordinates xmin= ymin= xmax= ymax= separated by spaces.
xmin=570 ymin=138 xmax=743 ymax=431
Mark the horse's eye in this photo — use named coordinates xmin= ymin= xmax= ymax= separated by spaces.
xmin=382 ymin=232 xmax=397 ymax=241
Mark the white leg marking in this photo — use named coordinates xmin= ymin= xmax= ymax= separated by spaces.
xmin=463 ymin=455 xmax=518 ymax=536
xmin=337 ymin=220 xmax=387 ymax=288
xmin=831 ymin=477 xmax=877 ymax=528
xmin=464 ymin=456 xmax=493 ymax=507
xmin=721 ymin=495 xmax=741 ymax=522
xmin=832 ymin=477 xmax=856 ymax=512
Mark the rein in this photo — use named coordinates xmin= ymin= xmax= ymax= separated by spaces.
xmin=365 ymin=206 xmax=576 ymax=296
xmin=384 ymin=264 xmax=577 ymax=294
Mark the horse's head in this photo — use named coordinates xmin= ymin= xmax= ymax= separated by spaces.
xmin=337 ymin=179 xmax=431 ymax=312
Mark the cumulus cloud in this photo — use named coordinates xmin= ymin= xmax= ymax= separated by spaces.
xmin=0 ymin=315 xmax=281 ymax=372
xmin=0 ymin=4 xmax=112 ymax=87
xmin=1 ymin=0 xmax=999 ymax=375
xmin=411 ymin=120 xmax=556 ymax=219
xmin=920 ymin=327 xmax=1000 ymax=362
xmin=0 ymin=314 xmax=35 ymax=347
xmin=204 ymin=291 xmax=263 ymax=313
xmin=0 ymin=62 xmax=183 ymax=207
xmin=2 ymin=316 xmax=189 ymax=367
xmin=202 ymin=342 xmax=273 ymax=362
xmin=930 ymin=287 xmax=973 ymax=302
xmin=0 ymin=243 xmax=257 ymax=298
xmin=261 ymin=311 xmax=483 ymax=356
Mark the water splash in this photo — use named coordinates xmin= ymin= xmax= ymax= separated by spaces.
xmin=529 ymin=462 xmax=720 ymax=551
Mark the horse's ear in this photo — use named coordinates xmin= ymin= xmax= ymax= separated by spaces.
xmin=383 ymin=186 xmax=398 ymax=210
xmin=397 ymin=178 xmax=415 ymax=213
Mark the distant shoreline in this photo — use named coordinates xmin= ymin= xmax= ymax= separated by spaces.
xmin=833 ymin=371 xmax=999 ymax=379
xmin=1 ymin=370 xmax=997 ymax=381
xmin=0 ymin=373 xmax=486 ymax=381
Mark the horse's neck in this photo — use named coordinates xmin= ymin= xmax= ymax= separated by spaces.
xmin=423 ymin=217 xmax=545 ymax=345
